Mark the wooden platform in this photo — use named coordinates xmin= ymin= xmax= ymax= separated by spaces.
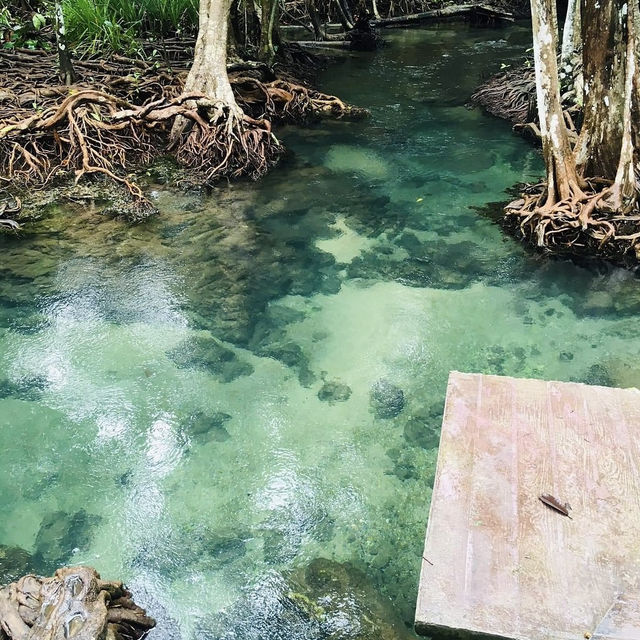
xmin=415 ymin=372 xmax=640 ymax=640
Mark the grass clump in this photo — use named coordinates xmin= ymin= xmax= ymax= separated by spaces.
xmin=62 ymin=0 xmax=199 ymax=54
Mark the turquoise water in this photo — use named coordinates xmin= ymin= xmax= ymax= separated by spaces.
xmin=2 ymin=23 xmax=640 ymax=639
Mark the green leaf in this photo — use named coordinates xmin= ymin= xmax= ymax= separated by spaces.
xmin=32 ymin=12 xmax=46 ymax=30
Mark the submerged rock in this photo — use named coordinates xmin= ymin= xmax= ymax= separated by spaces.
xmin=32 ymin=509 xmax=102 ymax=573
xmin=296 ymin=558 xmax=415 ymax=639
xmin=0 ymin=375 xmax=48 ymax=402
xmin=183 ymin=410 xmax=232 ymax=442
xmin=385 ymin=447 xmax=421 ymax=481
xmin=249 ymin=311 xmax=316 ymax=387
xmin=207 ymin=536 xmax=247 ymax=567
xmin=317 ymin=380 xmax=352 ymax=404
xmin=209 ymin=557 xmax=414 ymax=639
xmin=578 ymin=363 xmax=615 ymax=387
xmin=168 ymin=335 xmax=254 ymax=383
xmin=403 ymin=406 xmax=442 ymax=450
xmin=0 ymin=545 xmax=33 ymax=585
xmin=370 ymin=379 xmax=405 ymax=419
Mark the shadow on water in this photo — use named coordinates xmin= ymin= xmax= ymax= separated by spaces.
xmin=1 ymin=22 xmax=640 ymax=640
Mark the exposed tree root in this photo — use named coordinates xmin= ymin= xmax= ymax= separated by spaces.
xmin=470 ymin=65 xmax=536 ymax=124
xmin=504 ymin=180 xmax=640 ymax=262
xmin=170 ymin=103 xmax=282 ymax=181
xmin=235 ymin=77 xmax=368 ymax=122
xmin=0 ymin=48 xmax=365 ymax=214
xmin=471 ymin=63 xmax=580 ymax=141
xmin=0 ymin=566 xmax=154 ymax=640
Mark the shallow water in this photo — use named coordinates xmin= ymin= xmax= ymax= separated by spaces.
xmin=2 ymin=23 xmax=640 ymax=640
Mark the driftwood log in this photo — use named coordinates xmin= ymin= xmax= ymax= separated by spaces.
xmin=370 ymin=3 xmax=514 ymax=26
xmin=0 ymin=566 xmax=155 ymax=640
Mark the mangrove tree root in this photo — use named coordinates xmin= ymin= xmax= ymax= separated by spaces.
xmin=234 ymin=78 xmax=368 ymax=122
xmin=0 ymin=88 xmax=284 ymax=194
xmin=504 ymin=181 xmax=640 ymax=262
xmin=0 ymin=565 xmax=155 ymax=640
xmin=0 ymin=49 xmax=364 ymax=195
xmin=470 ymin=65 xmax=536 ymax=124
xmin=0 ymin=89 xmax=157 ymax=206
xmin=170 ymin=102 xmax=283 ymax=181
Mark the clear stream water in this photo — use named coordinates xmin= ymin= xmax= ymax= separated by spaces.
xmin=2 ymin=23 xmax=640 ymax=640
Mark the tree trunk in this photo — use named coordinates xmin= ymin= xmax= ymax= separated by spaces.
xmin=335 ymin=0 xmax=355 ymax=28
xmin=54 ymin=1 xmax=75 ymax=85
xmin=170 ymin=0 xmax=281 ymax=181
xmin=341 ymin=0 xmax=355 ymax=24
xmin=181 ymin=0 xmax=239 ymax=111
xmin=560 ymin=0 xmax=580 ymax=67
xmin=559 ymin=0 xmax=581 ymax=101
xmin=307 ymin=0 xmax=325 ymax=39
xmin=574 ymin=0 xmax=630 ymax=178
xmin=606 ymin=0 xmax=639 ymax=211
xmin=259 ymin=0 xmax=280 ymax=63
xmin=530 ymin=0 xmax=583 ymax=206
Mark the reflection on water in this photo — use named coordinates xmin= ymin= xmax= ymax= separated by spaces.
xmin=1 ymin=23 xmax=640 ymax=640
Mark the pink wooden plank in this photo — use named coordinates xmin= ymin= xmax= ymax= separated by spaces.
xmin=415 ymin=372 xmax=640 ymax=640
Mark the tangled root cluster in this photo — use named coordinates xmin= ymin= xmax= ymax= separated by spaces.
xmin=235 ymin=77 xmax=367 ymax=123
xmin=0 ymin=47 xmax=365 ymax=222
xmin=470 ymin=65 xmax=536 ymax=124
xmin=505 ymin=181 xmax=640 ymax=262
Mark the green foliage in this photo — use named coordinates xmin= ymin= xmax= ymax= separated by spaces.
xmin=61 ymin=0 xmax=198 ymax=54
xmin=0 ymin=5 xmax=51 ymax=50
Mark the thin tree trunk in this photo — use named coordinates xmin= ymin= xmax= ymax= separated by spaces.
xmin=307 ymin=0 xmax=325 ymax=39
xmin=607 ymin=1 xmax=639 ymax=211
xmin=259 ymin=0 xmax=280 ymax=63
xmin=530 ymin=0 xmax=583 ymax=206
xmin=559 ymin=0 xmax=581 ymax=102
xmin=560 ymin=0 xmax=580 ymax=68
xmin=54 ymin=1 xmax=75 ymax=85
xmin=371 ymin=0 xmax=381 ymax=19
xmin=333 ymin=0 xmax=354 ymax=30
xmin=341 ymin=0 xmax=355 ymax=23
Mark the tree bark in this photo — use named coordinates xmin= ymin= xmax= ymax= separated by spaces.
xmin=54 ymin=1 xmax=75 ymax=86
xmin=259 ymin=0 xmax=280 ymax=63
xmin=182 ymin=0 xmax=237 ymax=108
xmin=574 ymin=0 xmax=631 ymax=178
xmin=560 ymin=0 xmax=580 ymax=68
xmin=606 ymin=0 xmax=639 ymax=211
xmin=559 ymin=0 xmax=581 ymax=101
xmin=530 ymin=0 xmax=583 ymax=205
xmin=307 ymin=0 xmax=325 ymax=39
